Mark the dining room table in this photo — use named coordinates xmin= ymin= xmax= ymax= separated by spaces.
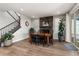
xmin=29 ymin=32 xmax=53 ymax=46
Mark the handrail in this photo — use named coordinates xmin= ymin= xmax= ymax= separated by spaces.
xmin=0 ymin=21 xmax=17 ymax=30
xmin=7 ymin=11 xmax=20 ymax=24
xmin=14 ymin=11 xmax=20 ymax=17
xmin=0 ymin=10 xmax=21 ymax=36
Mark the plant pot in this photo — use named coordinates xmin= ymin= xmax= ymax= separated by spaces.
xmin=4 ymin=40 xmax=12 ymax=47
xmin=0 ymin=42 xmax=4 ymax=47
xmin=58 ymin=36 xmax=64 ymax=42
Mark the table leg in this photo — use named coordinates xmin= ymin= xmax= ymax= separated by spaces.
xmin=29 ymin=35 xmax=32 ymax=44
xmin=47 ymin=36 xmax=50 ymax=46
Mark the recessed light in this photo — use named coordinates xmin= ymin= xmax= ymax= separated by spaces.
xmin=17 ymin=13 xmax=20 ymax=16
xmin=20 ymin=8 xmax=24 ymax=11
xmin=32 ymin=16 xmax=35 ymax=18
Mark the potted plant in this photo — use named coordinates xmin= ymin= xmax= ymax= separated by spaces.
xmin=29 ymin=28 xmax=35 ymax=34
xmin=1 ymin=33 xmax=14 ymax=47
xmin=58 ymin=17 xmax=65 ymax=42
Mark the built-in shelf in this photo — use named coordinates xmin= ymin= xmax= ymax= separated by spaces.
xmin=40 ymin=16 xmax=53 ymax=39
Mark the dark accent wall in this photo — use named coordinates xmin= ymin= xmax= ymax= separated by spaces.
xmin=40 ymin=16 xmax=53 ymax=39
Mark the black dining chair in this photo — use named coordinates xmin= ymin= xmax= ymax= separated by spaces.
xmin=35 ymin=35 xmax=41 ymax=45
xmin=31 ymin=34 xmax=41 ymax=45
xmin=31 ymin=35 xmax=36 ymax=44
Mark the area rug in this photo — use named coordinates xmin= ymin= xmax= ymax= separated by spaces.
xmin=64 ymin=43 xmax=78 ymax=51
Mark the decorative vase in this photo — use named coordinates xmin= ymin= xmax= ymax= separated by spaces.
xmin=0 ymin=42 xmax=4 ymax=47
xmin=58 ymin=36 xmax=64 ymax=42
xmin=4 ymin=40 xmax=12 ymax=47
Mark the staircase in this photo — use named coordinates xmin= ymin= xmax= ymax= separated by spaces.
xmin=0 ymin=10 xmax=21 ymax=43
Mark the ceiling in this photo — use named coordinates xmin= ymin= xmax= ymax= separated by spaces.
xmin=0 ymin=3 xmax=75 ymax=18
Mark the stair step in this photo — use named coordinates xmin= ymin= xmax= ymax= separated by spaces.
xmin=9 ymin=25 xmax=20 ymax=34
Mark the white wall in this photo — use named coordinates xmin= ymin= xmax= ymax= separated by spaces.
xmin=13 ymin=15 xmax=31 ymax=42
xmin=31 ymin=18 xmax=39 ymax=32
xmin=65 ymin=13 xmax=71 ymax=42
xmin=0 ymin=11 xmax=15 ymax=29
xmin=53 ymin=16 xmax=61 ymax=39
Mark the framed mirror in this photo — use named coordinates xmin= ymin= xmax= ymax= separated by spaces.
xmin=25 ymin=21 xmax=29 ymax=27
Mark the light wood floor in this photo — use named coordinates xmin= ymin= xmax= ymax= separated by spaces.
xmin=0 ymin=39 xmax=79 ymax=56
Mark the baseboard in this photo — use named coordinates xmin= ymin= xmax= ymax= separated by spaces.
xmin=53 ymin=39 xmax=66 ymax=42
xmin=71 ymin=43 xmax=79 ymax=51
xmin=12 ymin=37 xmax=29 ymax=43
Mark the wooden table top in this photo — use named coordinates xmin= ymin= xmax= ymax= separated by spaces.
xmin=31 ymin=32 xmax=51 ymax=37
